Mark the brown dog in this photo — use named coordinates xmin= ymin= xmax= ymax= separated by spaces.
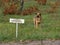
xmin=33 ymin=13 xmax=41 ymax=28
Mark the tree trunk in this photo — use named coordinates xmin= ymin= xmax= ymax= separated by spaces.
xmin=20 ymin=0 xmax=24 ymax=12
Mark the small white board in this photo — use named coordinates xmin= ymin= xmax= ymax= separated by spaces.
xmin=10 ymin=18 xmax=24 ymax=23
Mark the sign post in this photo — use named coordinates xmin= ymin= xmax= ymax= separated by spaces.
xmin=16 ymin=23 xmax=18 ymax=38
xmin=10 ymin=18 xmax=24 ymax=38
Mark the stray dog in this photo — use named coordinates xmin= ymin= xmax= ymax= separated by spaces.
xmin=33 ymin=13 xmax=41 ymax=28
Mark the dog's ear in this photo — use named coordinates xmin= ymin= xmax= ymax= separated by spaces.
xmin=39 ymin=13 xmax=41 ymax=16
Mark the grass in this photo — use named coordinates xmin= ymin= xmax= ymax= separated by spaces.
xmin=0 ymin=0 xmax=60 ymax=42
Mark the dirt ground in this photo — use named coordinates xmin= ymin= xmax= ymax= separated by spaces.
xmin=0 ymin=40 xmax=60 ymax=45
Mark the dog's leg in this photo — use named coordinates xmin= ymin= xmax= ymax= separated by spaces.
xmin=35 ymin=21 xmax=38 ymax=28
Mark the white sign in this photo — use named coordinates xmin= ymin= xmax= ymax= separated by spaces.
xmin=10 ymin=18 xmax=25 ymax=38
xmin=10 ymin=18 xmax=24 ymax=23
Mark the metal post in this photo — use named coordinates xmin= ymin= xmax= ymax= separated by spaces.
xmin=16 ymin=23 xmax=18 ymax=38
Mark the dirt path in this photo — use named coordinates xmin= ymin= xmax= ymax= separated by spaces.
xmin=0 ymin=40 xmax=60 ymax=45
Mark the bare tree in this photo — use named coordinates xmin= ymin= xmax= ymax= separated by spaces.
xmin=20 ymin=0 xmax=24 ymax=12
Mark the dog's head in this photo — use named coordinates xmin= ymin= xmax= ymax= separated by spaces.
xmin=37 ymin=12 xmax=41 ymax=17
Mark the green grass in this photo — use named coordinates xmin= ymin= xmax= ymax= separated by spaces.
xmin=0 ymin=0 xmax=60 ymax=42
